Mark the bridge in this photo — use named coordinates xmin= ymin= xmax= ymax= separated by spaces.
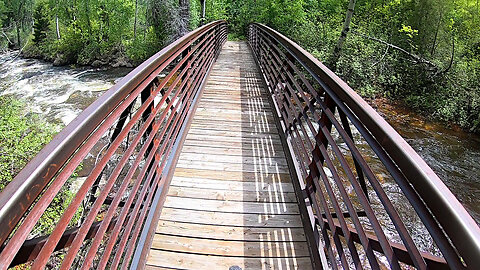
xmin=0 ymin=21 xmax=479 ymax=269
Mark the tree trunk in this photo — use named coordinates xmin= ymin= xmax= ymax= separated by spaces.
xmin=200 ymin=0 xmax=206 ymax=25
xmin=430 ymin=11 xmax=443 ymax=57
xmin=178 ymin=0 xmax=190 ymax=36
xmin=134 ymin=0 xmax=138 ymax=39
xmin=328 ymin=0 xmax=356 ymax=71
xmin=16 ymin=21 xmax=21 ymax=48
xmin=56 ymin=15 xmax=61 ymax=39
xmin=55 ymin=0 xmax=61 ymax=39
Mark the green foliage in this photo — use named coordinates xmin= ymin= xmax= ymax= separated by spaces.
xmin=32 ymin=1 xmax=49 ymax=44
xmin=0 ymin=0 xmax=5 ymax=28
xmin=0 ymin=96 xmax=83 ymax=236
xmin=0 ymin=96 xmax=57 ymax=190
xmin=31 ymin=185 xmax=83 ymax=236
xmin=202 ymin=0 xmax=480 ymax=133
xmin=125 ymin=26 xmax=161 ymax=64
xmin=189 ymin=0 xmax=201 ymax=29
xmin=2 ymin=0 xmax=35 ymax=47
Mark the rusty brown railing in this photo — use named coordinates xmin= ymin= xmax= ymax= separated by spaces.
xmin=248 ymin=23 xmax=480 ymax=269
xmin=0 ymin=20 xmax=227 ymax=269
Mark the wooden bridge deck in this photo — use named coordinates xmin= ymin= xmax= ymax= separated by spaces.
xmin=145 ymin=41 xmax=312 ymax=269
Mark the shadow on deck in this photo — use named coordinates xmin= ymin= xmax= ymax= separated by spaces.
xmin=146 ymin=41 xmax=312 ymax=269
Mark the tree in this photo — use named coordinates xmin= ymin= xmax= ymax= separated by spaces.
xmin=0 ymin=0 xmax=6 ymax=28
xmin=147 ymin=0 xmax=190 ymax=45
xmin=178 ymin=0 xmax=190 ymax=36
xmin=328 ymin=0 xmax=356 ymax=71
xmin=147 ymin=0 xmax=178 ymax=47
xmin=32 ymin=1 xmax=49 ymax=44
xmin=5 ymin=0 xmax=34 ymax=48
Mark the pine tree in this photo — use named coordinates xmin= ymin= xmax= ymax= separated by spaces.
xmin=32 ymin=1 xmax=49 ymax=44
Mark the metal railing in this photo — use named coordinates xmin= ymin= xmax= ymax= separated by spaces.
xmin=0 ymin=20 xmax=227 ymax=269
xmin=248 ymin=23 xmax=480 ymax=269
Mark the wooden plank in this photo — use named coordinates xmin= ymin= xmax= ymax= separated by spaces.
xmin=164 ymin=196 xmax=300 ymax=215
xmin=184 ymin=134 xmax=282 ymax=145
xmin=198 ymin=97 xmax=272 ymax=106
xmin=188 ymin=124 xmax=279 ymax=134
xmin=202 ymin=89 xmax=266 ymax=96
xmin=202 ymin=87 xmax=265 ymax=93
xmin=186 ymin=129 xmax=281 ymax=141
xmin=198 ymin=96 xmax=268 ymax=103
xmin=193 ymin=113 xmax=274 ymax=123
xmin=159 ymin=208 xmax=304 ymax=228
xmin=151 ymin=234 xmax=310 ymax=257
xmin=207 ymin=77 xmax=262 ymax=83
xmin=215 ymin=59 xmax=256 ymax=62
xmin=189 ymin=125 xmax=278 ymax=136
xmin=179 ymin=145 xmax=285 ymax=158
xmin=155 ymin=220 xmax=306 ymax=242
xmin=199 ymin=93 xmax=270 ymax=101
xmin=194 ymin=107 xmax=274 ymax=116
xmin=196 ymin=102 xmax=272 ymax=112
xmin=204 ymin=85 xmax=266 ymax=93
xmin=207 ymin=74 xmax=262 ymax=80
xmin=177 ymin=153 xmax=288 ymax=167
xmin=199 ymin=95 xmax=269 ymax=103
xmin=191 ymin=118 xmax=277 ymax=129
xmin=182 ymin=139 xmax=285 ymax=152
xmin=197 ymin=101 xmax=272 ymax=110
xmin=173 ymin=168 xmax=292 ymax=183
xmin=145 ymin=265 xmax=176 ymax=270
xmin=170 ymin=176 xmax=295 ymax=193
xmin=175 ymin=160 xmax=290 ymax=173
xmin=190 ymin=117 xmax=276 ymax=128
xmin=167 ymin=186 xmax=297 ymax=203
xmin=203 ymin=84 xmax=261 ymax=91
xmin=196 ymin=106 xmax=273 ymax=116
xmin=197 ymin=101 xmax=272 ymax=109
xmin=210 ymin=67 xmax=260 ymax=72
xmin=210 ymin=70 xmax=262 ymax=77
xmin=147 ymin=250 xmax=312 ymax=269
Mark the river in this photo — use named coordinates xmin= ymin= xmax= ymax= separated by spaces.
xmin=371 ymin=99 xmax=480 ymax=224
xmin=1 ymin=53 xmax=479 ymax=227
xmin=0 ymin=51 xmax=131 ymax=126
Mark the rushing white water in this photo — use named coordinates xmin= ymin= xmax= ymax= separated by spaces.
xmin=0 ymin=51 xmax=131 ymax=126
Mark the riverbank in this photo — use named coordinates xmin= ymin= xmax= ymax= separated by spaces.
xmin=21 ymin=42 xmax=135 ymax=68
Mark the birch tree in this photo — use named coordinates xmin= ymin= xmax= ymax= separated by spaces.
xmin=328 ymin=0 xmax=356 ymax=71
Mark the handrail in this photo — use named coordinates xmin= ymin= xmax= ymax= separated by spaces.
xmin=248 ymin=22 xmax=480 ymax=269
xmin=0 ymin=20 xmax=227 ymax=268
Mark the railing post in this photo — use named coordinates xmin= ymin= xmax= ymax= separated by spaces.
xmin=255 ymin=26 xmax=260 ymax=57
xmin=215 ymin=24 xmax=219 ymax=58
xmin=338 ymin=110 xmax=369 ymax=201
xmin=141 ymin=81 xmax=156 ymax=156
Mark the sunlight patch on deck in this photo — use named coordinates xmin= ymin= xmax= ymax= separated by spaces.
xmin=145 ymin=41 xmax=312 ymax=270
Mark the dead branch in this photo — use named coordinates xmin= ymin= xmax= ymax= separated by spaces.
xmin=351 ymin=30 xmax=438 ymax=69
xmin=371 ymin=44 xmax=389 ymax=68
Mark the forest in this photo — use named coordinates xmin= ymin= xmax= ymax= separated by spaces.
xmin=0 ymin=0 xmax=479 ymax=134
